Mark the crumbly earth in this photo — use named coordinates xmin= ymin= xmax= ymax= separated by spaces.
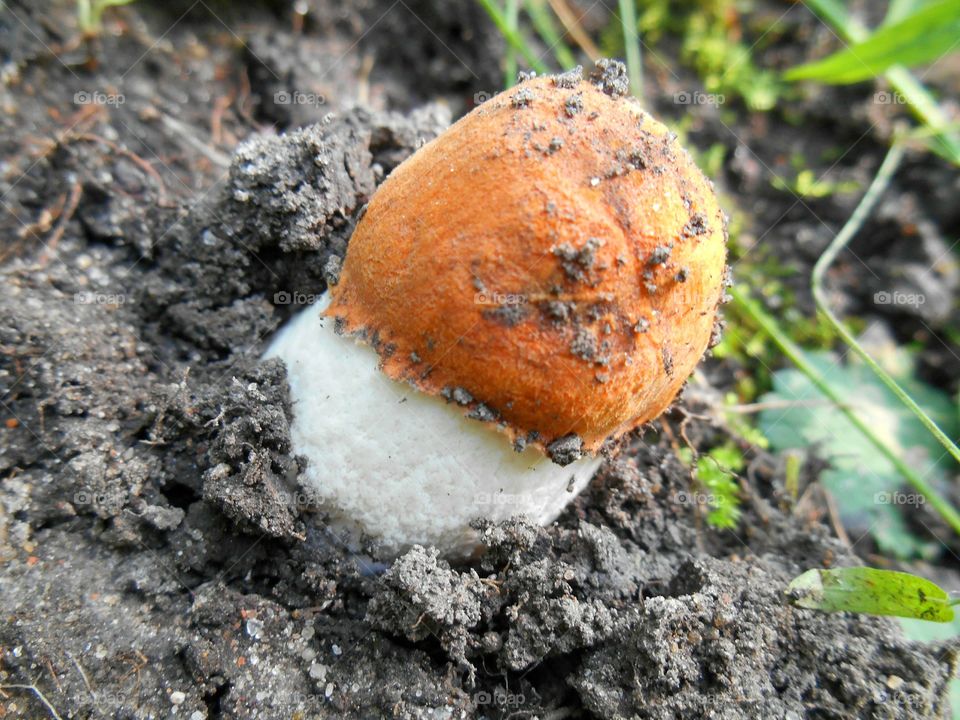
xmin=1 ymin=2 xmax=959 ymax=719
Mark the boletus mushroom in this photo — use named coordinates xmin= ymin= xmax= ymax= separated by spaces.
xmin=265 ymin=62 xmax=728 ymax=555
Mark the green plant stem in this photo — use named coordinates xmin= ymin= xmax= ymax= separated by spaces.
xmin=477 ymin=0 xmax=549 ymax=75
xmin=526 ymin=0 xmax=577 ymax=69
xmin=811 ymin=142 xmax=960 ymax=466
xmin=504 ymin=0 xmax=520 ymax=87
xmin=802 ymin=0 xmax=960 ymax=163
xmin=730 ymin=285 xmax=960 ymax=538
xmin=618 ymin=0 xmax=643 ymax=100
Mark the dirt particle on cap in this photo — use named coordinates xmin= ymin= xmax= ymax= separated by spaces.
xmin=468 ymin=403 xmax=498 ymax=422
xmin=709 ymin=318 xmax=726 ymax=348
xmin=547 ymin=137 xmax=564 ymax=154
xmin=570 ymin=327 xmax=598 ymax=361
xmin=647 ymin=245 xmax=673 ymax=266
xmin=323 ymin=255 xmax=342 ymax=285
xmin=554 ymin=237 xmax=603 ymax=282
xmin=634 ymin=318 xmax=650 ymax=334
xmin=564 ymin=93 xmax=584 ymax=117
xmin=512 ymin=88 xmax=534 ymax=108
xmin=544 ymin=300 xmax=572 ymax=323
xmin=553 ymin=66 xmax=583 ymax=89
xmin=450 ymin=387 xmax=474 ymax=405
xmin=719 ymin=269 xmax=733 ymax=301
xmin=483 ymin=303 xmax=528 ymax=327
xmin=662 ymin=346 xmax=674 ymax=376
xmin=546 ymin=433 xmax=584 ymax=465
xmin=589 ymin=58 xmax=629 ymax=98
xmin=682 ymin=212 xmax=710 ymax=238
xmin=628 ymin=148 xmax=648 ymax=170
xmin=674 ymin=267 xmax=689 ymax=283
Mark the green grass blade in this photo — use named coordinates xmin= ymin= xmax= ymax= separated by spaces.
xmin=504 ymin=0 xmax=520 ymax=88
xmin=884 ymin=66 xmax=960 ymax=164
xmin=785 ymin=0 xmax=960 ymax=83
xmin=797 ymin=0 xmax=960 ymax=166
xmin=730 ymin=285 xmax=960 ymax=539
xmin=525 ymin=0 xmax=577 ymax=69
xmin=811 ymin=142 xmax=960 ymax=468
xmin=801 ymin=0 xmax=858 ymax=39
xmin=885 ymin=0 xmax=938 ymax=24
xmin=477 ymin=0 xmax=549 ymax=76
xmin=787 ymin=567 xmax=954 ymax=622
xmin=618 ymin=0 xmax=643 ymax=99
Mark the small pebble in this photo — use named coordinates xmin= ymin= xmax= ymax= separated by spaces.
xmin=245 ymin=618 xmax=264 ymax=640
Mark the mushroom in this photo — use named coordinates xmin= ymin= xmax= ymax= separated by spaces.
xmin=265 ymin=63 xmax=728 ymax=555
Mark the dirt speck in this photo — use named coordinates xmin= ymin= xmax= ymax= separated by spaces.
xmin=546 ymin=434 xmax=585 ymax=465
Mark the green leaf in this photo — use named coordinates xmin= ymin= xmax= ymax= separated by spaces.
xmin=885 ymin=0 xmax=940 ymax=25
xmin=759 ymin=349 xmax=958 ymax=558
xmin=787 ymin=567 xmax=954 ymax=622
xmin=785 ymin=0 xmax=960 ymax=84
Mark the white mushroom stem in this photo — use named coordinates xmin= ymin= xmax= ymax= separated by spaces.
xmin=264 ymin=294 xmax=602 ymax=556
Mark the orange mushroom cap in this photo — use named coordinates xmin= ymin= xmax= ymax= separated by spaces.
xmin=326 ymin=66 xmax=728 ymax=458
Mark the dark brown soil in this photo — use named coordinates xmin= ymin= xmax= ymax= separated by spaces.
xmin=1 ymin=1 xmax=959 ymax=718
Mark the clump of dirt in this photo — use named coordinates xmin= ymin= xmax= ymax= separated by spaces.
xmin=1 ymin=2 xmax=959 ymax=719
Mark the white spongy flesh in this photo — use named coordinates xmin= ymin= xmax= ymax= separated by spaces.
xmin=263 ymin=295 xmax=602 ymax=555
